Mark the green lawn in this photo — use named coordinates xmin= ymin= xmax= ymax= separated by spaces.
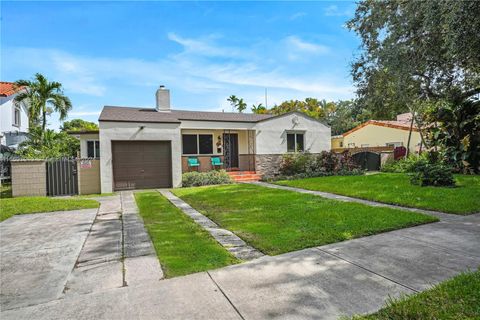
xmin=0 ymin=196 xmax=99 ymax=222
xmin=0 ymin=183 xmax=12 ymax=198
xmin=276 ymin=173 xmax=480 ymax=215
xmin=352 ymin=269 xmax=480 ymax=320
xmin=135 ymin=191 xmax=238 ymax=278
xmin=173 ymin=184 xmax=437 ymax=255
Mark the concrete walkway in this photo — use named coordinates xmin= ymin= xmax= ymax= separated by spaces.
xmin=2 ymin=207 xmax=478 ymax=319
xmin=160 ymin=189 xmax=264 ymax=261
xmin=253 ymin=181 xmax=463 ymax=221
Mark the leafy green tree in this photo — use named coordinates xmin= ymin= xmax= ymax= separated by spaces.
xmin=326 ymin=100 xmax=371 ymax=135
xmin=14 ymin=73 xmax=72 ymax=136
xmin=16 ymin=127 xmax=79 ymax=159
xmin=348 ymin=0 xmax=480 ymax=111
xmin=269 ymin=98 xmax=332 ymax=120
xmin=227 ymin=95 xmax=247 ymax=113
xmin=61 ymin=119 xmax=99 ymax=132
xmin=251 ymin=103 xmax=267 ymax=114
xmin=425 ymin=100 xmax=480 ymax=173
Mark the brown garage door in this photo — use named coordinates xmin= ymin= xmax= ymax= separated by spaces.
xmin=112 ymin=141 xmax=172 ymax=191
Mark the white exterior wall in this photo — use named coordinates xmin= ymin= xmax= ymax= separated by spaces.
xmin=0 ymin=94 xmax=29 ymax=146
xmin=253 ymin=113 xmax=331 ymax=154
xmin=70 ymin=133 xmax=100 ymax=158
xmin=99 ymin=121 xmax=182 ymax=193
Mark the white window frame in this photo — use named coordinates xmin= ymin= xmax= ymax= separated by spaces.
xmin=13 ymin=106 xmax=21 ymax=127
xmin=181 ymin=133 xmax=214 ymax=155
xmin=286 ymin=132 xmax=305 ymax=153
xmin=86 ymin=140 xmax=100 ymax=158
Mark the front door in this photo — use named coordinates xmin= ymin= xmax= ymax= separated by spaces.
xmin=223 ymin=133 xmax=239 ymax=169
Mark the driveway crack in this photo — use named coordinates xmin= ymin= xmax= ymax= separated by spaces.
xmin=207 ymin=271 xmax=245 ymax=320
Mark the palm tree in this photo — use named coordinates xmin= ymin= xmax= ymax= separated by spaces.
xmin=14 ymin=73 xmax=72 ymax=137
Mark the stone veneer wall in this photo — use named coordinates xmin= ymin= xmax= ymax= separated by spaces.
xmin=255 ymin=153 xmax=327 ymax=178
xmin=255 ymin=154 xmax=284 ymax=178
xmin=11 ymin=160 xmax=47 ymax=197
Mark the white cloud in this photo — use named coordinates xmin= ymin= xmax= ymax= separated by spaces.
xmin=167 ymin=32 xmax=247 ymax=59
xmin=285 ymin=36 xmax=330 ymax=54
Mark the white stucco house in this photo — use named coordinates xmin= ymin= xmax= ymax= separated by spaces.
xmin=0 ymin=82 xmax=29 ymax=148
xmin=76 ymin=86 xmax=331 ymax=193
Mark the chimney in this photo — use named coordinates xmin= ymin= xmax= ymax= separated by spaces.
xmin=156 ymin=85 xmax=170 ymax=112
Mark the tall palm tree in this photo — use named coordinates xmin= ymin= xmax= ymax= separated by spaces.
xmin=14 ymin=73 xmax=72 ymax=136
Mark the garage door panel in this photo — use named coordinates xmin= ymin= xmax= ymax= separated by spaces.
xmin=112 ymin=141 xmax=172 ymax=190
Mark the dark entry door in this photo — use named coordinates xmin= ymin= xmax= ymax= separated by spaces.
xmin=112 ymin=141 xmax=172 ymax=191
xmin=223 ymin=133 xmax=239 ymax=169
xmin=352 ymin=151 xmax=381 ymax=171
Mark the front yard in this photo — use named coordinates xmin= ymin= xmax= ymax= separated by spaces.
xmin=353 ymin=269 xmax=480 ymax=319
xmin=276 ymin=173 xmax=480 ymax=215
xmin=0 ymin=196 xmax=99 ymax=222
xmin=173 ymin=184 xmax=437 ymax=255
xmin=135 ymin=191 xmax=238 ymax=277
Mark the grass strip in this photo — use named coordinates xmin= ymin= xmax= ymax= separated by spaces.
xmin=135 ymin=191 xmax=238 ymax=278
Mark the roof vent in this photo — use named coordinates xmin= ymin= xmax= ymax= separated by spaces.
xmin=156 ymin=85 xmax=170 ymax=112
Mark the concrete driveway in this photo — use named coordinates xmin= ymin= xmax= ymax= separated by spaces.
xmin=1 ymin=198 xmax=479 ymax=319
xmin=0 ymin=209 xmax=97 ymax=310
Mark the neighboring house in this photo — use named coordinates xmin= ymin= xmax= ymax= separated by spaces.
xmin=331 ymin=135 xmax=344 ymax=149
xmin=341 ymin=113 xmax=422 ymax=154
xmin=0 ymin=82 xmax=29 ymax=148
xmin=77 ymin=86 xmax=331 ymax=193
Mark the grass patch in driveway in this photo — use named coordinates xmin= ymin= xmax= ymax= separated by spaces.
xmin=173 ymin=184 xmax=437 ymax=255
xmin=352 ymin=269 xmax=480 ymax=319
xmin=0 ymin=196 xmax=99 ymax=222
xmin=135 ymin=191 xmax=238 ymax=278
xmin=276 ymin=173 xmax=480 ymax=215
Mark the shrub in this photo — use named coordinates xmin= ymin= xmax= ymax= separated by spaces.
xmin=410 ymin=162 xmax=455 ymax=187
xmin=381 ymin=154 xmax=428 ymax=173
xmin=277 ymin=151 xmax=361 ymax=180
xmin=182 ymin=170 xmax=232 ymax=187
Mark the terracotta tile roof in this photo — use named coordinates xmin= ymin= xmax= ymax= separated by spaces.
xmin=0 ymin=82 xmax=24 ymax=97
xmin=99 ymin=106 xmax=274 ymax=123
xmin=343 ymin=119 xmax=419 ymax=137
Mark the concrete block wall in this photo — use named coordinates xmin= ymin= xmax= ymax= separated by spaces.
xmin=78 ymin=159 xmax=101 ymax=195
xmin=11 ymin=160 xmax=47 ymax=197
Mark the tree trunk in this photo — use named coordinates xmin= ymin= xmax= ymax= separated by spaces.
xmin=406 ymin=112 xmax=415 ymax=158
xmin=42 ymin=104 xmax=47 ymax=139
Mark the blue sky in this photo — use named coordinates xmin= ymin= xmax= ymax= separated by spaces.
xmin=1 ymin=1 xmax=359 ymax=129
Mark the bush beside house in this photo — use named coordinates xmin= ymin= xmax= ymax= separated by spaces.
xmin=182 ymin=170 xmax=233 ymax=187
xmin=382 ymin=152 xmax=456 ymax=187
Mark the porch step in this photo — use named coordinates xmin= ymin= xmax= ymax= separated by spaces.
xmin=226 ymin=171 xmax=262 ymax=182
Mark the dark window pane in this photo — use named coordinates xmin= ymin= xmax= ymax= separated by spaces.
xmin=182 ymin=135 xmax=198 ymax=154
xmin=87 ymin=141 xmax=95 ymax=158
xmin=95 ymin=141 xmax=100 ymax=158
xmin=199 ymin=135 xmax=213 ymax=154
xmin=296 ymin=134 xmax=304 ymax=152
xmin=287 ymin=134 xmax=295 ymax=152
